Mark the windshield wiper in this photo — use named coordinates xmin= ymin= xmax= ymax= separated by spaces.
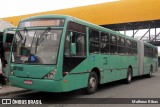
xmin=36 ymin=27 xmax=51 ymax=46
xmin=35 ymin=27 xmax=51 ymax=54
xmin=16 ymin=28 xmax=29 ymax=46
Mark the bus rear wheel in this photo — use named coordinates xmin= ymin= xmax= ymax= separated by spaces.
xmin=125 ymin=68 xmax=132 ymax=84
xmin=147 ymin=66 xmax=153 ymax=78
xmin=86 ymin=71 xmax=98 ymax=94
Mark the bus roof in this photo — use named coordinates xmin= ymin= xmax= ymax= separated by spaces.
xmin=20 ymin=15 xmax=156 ymax=46
xmin=20 ymin=14 xmax=71 ymax=22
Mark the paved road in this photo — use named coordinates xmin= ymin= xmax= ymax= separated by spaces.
xmin=1 ymin=70 xmax=160 ymax=107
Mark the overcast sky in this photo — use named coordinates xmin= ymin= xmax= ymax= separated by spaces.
xmin=0 ymin=0 xmax=118 ymax=18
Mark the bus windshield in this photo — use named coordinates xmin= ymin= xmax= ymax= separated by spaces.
xmin=12 ymin=28 xmax=62 ymax=64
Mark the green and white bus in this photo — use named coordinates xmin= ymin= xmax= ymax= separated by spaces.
xmin=6 ymin=15 xmax=158 ymax=94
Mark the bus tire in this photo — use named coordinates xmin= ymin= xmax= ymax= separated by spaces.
xmin=86 ymin=71 xmax=98 ymax=94
xmin=147 ymin=66 xmax=153 ymax=78
xmin=125 ymin=68 xmax=132 ymax=84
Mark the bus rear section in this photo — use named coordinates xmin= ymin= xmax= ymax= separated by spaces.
xmin=137 ymin=41 xmax=158 ymax=76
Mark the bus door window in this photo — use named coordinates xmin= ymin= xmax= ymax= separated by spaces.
xmin=75 ymin=33 xmax=85 ymax=56
xmin=64 ymin=32 xmax=70 ymax=56
xmin=65 ymin=21 xmax=86 ymax=57
xmin=65 ymin=31 xmax=86 ymax=56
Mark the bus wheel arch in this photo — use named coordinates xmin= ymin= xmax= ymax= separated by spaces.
xmin=91 ymin=67 xmax=101 ymax=84
xmin=86 ymin=67 xmax=100 ymax=94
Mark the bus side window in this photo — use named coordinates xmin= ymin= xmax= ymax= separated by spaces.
xmin=89 ymin=29 xmax=100 ymax=54
xmin=118 ymin=37 xmax=126 ymax=54
xmin=100 ymin=32 xmax=110 ymax=54
xmin=132 ymin=41 xmax=137 ymax=55
xmin=110 ymin=35 xmax=117 ymax=54
xmin=126 ymin=39 xmax=131 ymax=55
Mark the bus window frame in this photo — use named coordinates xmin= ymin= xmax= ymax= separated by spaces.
xmin=100 ymin=31 xmax=110 ymax=54
xmin=110 ymin=34 xmax=117 ymax=55
xmin=89 ymin=28 xmax=100 ymax=54
xmin=65 ymin=21 xmax=87 ymax=58
xmin=117 ymin=36 xmax=126 ymax=55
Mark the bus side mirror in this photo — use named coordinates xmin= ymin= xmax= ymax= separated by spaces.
xmin=70 ymin=43 xmax=76 ymax=56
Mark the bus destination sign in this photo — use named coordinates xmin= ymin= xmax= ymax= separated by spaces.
xmin=19 ymin=19 xmax=64 ymax=28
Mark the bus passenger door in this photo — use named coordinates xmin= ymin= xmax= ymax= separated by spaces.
xmin=63 ymin=29 xmax=87 ymax=90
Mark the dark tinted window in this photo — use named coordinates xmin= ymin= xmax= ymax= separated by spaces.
xmin=89 ymin=29 xmax=100 ymax=53
xmin=101 ymin=33 xmax=109 ymax=43
xmin=118 ymin=37 xmax=126 ymax=54
xmin=110 ymin=35 xmax=117 ymax=44
xmin=126 ymin=39 xmax=137 ymax=55
xmin=126 ymin=39 xmax=131 ymax=47
xmin=100 ymin=32 xmax=110 ymax=54
xmin=110 ymin=35 xmax=117 ymax=54
xmin=118 ymin=37 xmax=125 ymax=46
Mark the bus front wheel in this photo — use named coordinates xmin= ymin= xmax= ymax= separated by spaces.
xmin=86 ymin=71 xmax=98 ymax=94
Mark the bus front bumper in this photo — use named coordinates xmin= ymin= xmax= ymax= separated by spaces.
xmin=9 ymin=76 xmax=63 ymax=92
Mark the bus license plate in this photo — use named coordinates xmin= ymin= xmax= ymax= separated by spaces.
xmin=24 ymin=80 xmax=32 ymax=85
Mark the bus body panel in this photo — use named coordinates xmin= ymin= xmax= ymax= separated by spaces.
xmin=62 ymin=57 xmax=90 ymax=91
xmin=9 ymin=76 xmax=63 ymax=92
xmin=63 ymin=73 xmax=89 ymax=92
xmin=10 ymin=64 xmax=55 ymax=79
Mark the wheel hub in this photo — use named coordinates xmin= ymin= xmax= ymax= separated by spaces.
xmin=89 ymin=77 xmax=96 ymax=89
xmin=128 ymin=72 xmax=131 ymax=82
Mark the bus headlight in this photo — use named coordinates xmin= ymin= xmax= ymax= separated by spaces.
xmin=44 ymin=70 xmax=56 ymax=80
